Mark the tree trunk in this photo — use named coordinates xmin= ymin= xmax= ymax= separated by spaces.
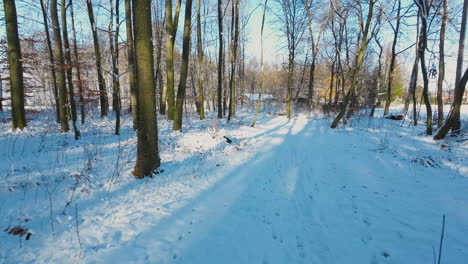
xmin=435 ymin=0 xmax=467 ymax=138
xmin=251 ymin=0 xmax=268 ymax=127
xmin=434 ymin=68 xmax=468 ymax=140
xmin=51 ymin=0 xmax=69 ymax=132
xmin=40 ymin=0 xmax=60 ymax=123
xmin=165 ymin=0 xmax=181 ymax=120
xmin=133 ymin=0 xmax=160 ymax=178
xmin=437 ymin=0 xmax=448 ymax=127
xmin=125 ymin=0 xmax=138 ymax=129
xmin=173 ymin=0 xmax=193 ymax=131
xmin=86 ymin=0 xmax=108 ymax=117
xmin=416 ymin=0 xmax=433 ymax=135
xmin=61 ymin=0 xmax=80 ymax=139
xmin=196 ymin=0 xmax=205 ymax=120
xmin=228 ymin=0 xmax=239 ymax=122
xmin=109 ymin=0 xmax=121 ymax=135
xmin=70 ymin=0 xmax=86 ymax=125
xmin=3 ymin=0 xmax=26 ymax=129
xmin=452 ymin=0 xmax=467 ymax=132
xmin=217 ymin=0 xmax=223 ymax=118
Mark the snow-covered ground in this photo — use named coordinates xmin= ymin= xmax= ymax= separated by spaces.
xmin=0 ymin=107 xmax=467 ymax=263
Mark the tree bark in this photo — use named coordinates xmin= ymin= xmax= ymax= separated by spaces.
xmin=61 ymin=0 xmax=80 ymax=139
xmin=217 ymin=0 xmax=223 ymax=118
xmin=125 ymin=0 xmax=138 ymax=129
xmin=437 ymin=0 xmax=448 ymax=127
xmin=86 ymin=0 xmax=108 ymax=117
xmin=416 ymin=0 xmax=433 ymax=135
xmin=3 ymin=0 xmax=26 ymax=129
xmin=452 ymin=0 xmax=468 ymax=132
xmin=51 ymin=0 xmax=69 ymax=132
xmin=196 ymin=0 xmax=205 ymax=120
xmin=173 ymin=0 xmax=193 ymax=131
xmin=227 ymin=0 xmax=239 ymax=122
xmin=164 ymin=0 xmax=181 ymax=120
xmin=133 ymin=0 xmax=160 ymax=178
xmin=109 ymin=0 xmax=121 ymax=135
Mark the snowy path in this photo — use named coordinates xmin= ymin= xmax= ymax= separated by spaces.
xmin=1 ymin=114 xmax=467 ymax=263
xmin=85 ymin=116 xmax=468 ymax=264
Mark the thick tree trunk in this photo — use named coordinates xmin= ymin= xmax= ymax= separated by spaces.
xmin=61 ymin=0 xmax=80 ymax=139
xmin=70 ymin=0 xmax=86 ymax=125
xmin=3 ymin=0 xmax=26 ymax=129
xmin=86 ymin=0 xmax=108 ymax=117
xmin=40 ymin=0 xmax=60 ymax=123
xmin=173 ymin=0 xmax=193 ymax=131
xmin=217 ymin=0 xmax=223 ymax=118
xmin=133 ymin=0 xmax=160 ymax=178
xmin=51 ymin=0 xmax=69 ymax=132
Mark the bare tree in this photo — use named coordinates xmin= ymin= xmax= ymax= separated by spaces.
xmin=331 ymin=0 xmax=376 ymax=128
xmin=86 ymin=0 xmax=109 ymax=117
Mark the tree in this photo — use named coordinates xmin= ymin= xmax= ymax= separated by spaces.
xmin=434 ymin=0 xmax=468 ymax=140
xmin=173 ymin=0 xmax=194 ymax=131
xmin=251 ymin=0 xmax=268 ymax=127
xmin=133 ymin=0 xmax=161 ymax=178
xmin=61 ymin=0 xmax=80 ymax=139
xmin=164 ymin=0 xmax=181 ymax=120
xmin=51 ymin=0 xmax=69 ymax=132
xmin=3 ymin=0 xmax=26 ymax=129
xmin=275 ymin=0 xmax=307 ymax=119
xmin=227 ymin=0 xmax=240 ymax=122
xmin=70 ymin=0 xmax=86 ymax=125
xmin=40 ymin=0 xmax=60 ymax=123
xmin=331 ymin=0 xmax=376 ymax=128
xmin=86 ymin=0 xmax=108 ymax=117
xmin=415 ymin=0 xmax=433 ymax=135
xmin=217 ymin=0 xmax=224 ymax=118
xmin=196 ymin=0 xmax=205 ymax=120
xmin=304 ymin=0 xmax=326 ymax=111
xmin=125 ymin=0 xmax=138 ymax=129
xmin=109 ymin=0 xmax=121 ymax=135
xmin=437 ymin=0 xmax=448 ymax=127
xmin=383 ymin=0 xmax=401 ymax=115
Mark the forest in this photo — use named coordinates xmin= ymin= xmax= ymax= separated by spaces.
xmin=0 ymin=0 xmax=467 ymax=263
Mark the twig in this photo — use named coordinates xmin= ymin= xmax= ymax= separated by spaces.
xmin=75 ymin=203 xmax=83 ymax=259
xmin=437 ymin=214 xmax=445 ymax=264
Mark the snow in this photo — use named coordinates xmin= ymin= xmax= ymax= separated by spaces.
xmin=0 ymin=108 xmax=467 ymax=263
